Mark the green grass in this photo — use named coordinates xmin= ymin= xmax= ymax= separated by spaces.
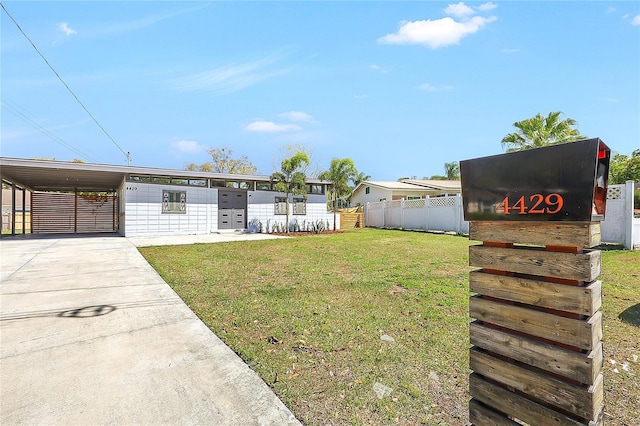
xmin=140 ymin=229 xmax=639 ymax=426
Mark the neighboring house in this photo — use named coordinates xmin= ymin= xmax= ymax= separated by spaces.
xmin=0 ymin=157 xmax=335 ymax=237
xmin=349 ymin=179 xmax=461 ymax=206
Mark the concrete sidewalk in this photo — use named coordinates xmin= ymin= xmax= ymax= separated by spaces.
xmin=0 ymin=234 xmax=300 ymax=425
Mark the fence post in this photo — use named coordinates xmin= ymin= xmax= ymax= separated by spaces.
xmin=425 ymin=195 xmax=430 ymax=231
xmin=455 ymin=194 xmax=462 ymax=233
xmin=401 ymin=198 xmax=405 ymax=229
xmin=625 ymin=180 xmax=634 ymax=250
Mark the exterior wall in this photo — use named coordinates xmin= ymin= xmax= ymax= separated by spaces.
xmin=123 ymin=182 xmax=336 ymax=236
xmin=124 ymin=182 xmax=215 ymax=237
xmin=247 ymin=191 xmax=337 ymax=232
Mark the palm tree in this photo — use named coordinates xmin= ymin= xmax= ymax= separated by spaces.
xmin=501 ymin=111 xmax=586 ymax=152
xmin=270 ymin=152 xmax=310 ymax=233
xmin=319 ymin=158 xmax=357 ymax=230
xmin=352 ymin=170 xmax=371 ymax=187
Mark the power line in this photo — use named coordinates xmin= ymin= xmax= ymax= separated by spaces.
xmin=1 ymin=2 xmax=130 ymax=165
xmin=1 ymin=98 xmax=98 ymax=163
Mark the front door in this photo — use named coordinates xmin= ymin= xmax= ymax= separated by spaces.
xmin=218 ymin=189 xmax=247 ymax=230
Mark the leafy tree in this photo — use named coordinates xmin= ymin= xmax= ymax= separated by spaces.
xmin=609 ymin=149 xmax=640 ymax=184
xmin=270 ymin=151 xmax=310 ymax=233
xmin=184 ymin=146 xmax=257 ymax=174
xmin=444 ymin=161 xmax=460 ymax=180
xmin=501 ymin=111 xmax=586 ymax=152
xmin=319 ymin=158 xmax=358 ymax=229
xmin=352 ymin=170 xmax=371 ymax=187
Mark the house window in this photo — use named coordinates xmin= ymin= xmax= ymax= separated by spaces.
xmin=293 ymin=197 xmax=306 ymax=215
xmin=274 ymin=197 xmax=287 ymax=215
xmin=365 ymin=187 xmax=370 ymax=194
xmin=256 ymin=182 xmax=273 ymax=191
xmin=407 ymin=196 xmax=422 ymax=200
xmin=162 ymin=190 xmax=186 ymax=213
xmin=308 ymin=184 xmax=324 ymax=195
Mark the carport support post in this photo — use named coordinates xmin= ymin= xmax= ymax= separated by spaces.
xmin=11 ymin=183 xmax=16 ymax=236
xmin=21 ymin=187 xmax=26 ymax=234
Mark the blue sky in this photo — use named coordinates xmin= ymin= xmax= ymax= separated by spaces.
xmin=2 ymin=1 xmax=639 ymax=180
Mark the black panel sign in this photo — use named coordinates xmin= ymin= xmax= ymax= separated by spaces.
xmin=460 ymin=138 xmax=610 ymax=222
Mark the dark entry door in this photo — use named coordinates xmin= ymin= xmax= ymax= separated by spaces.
xmin=218 ymin=189 xmax=247 ymax=230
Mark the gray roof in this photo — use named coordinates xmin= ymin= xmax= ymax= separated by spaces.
xmin=0 ymin=157 xmax=327 ymax=192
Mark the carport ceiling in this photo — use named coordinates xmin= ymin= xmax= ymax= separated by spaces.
xmin=1 ymin=158 xmax=127 ymax=192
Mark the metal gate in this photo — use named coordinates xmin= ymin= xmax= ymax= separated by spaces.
xmin=32 ymin=191 xmax=117 ymax=234
xmin=218 ymin=189 xmax=247 ymax=230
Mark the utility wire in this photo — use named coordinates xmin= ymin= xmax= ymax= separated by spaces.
xmin=1 ymin=98 xmax=98 ymax=163
xmin=1 ymin=2 xmax=130 ymax=164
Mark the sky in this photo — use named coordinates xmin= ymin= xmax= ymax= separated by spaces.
xmin=1 ymin=1 xmax=639 ymax=181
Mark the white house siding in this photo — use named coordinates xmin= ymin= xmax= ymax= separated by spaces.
xmin=247 ymin=191 xmax=337 ymax=231
xmin=124 ymin=182 xmax=214 ymax=237
xmin=123 ymin=182 xmax=336 ymax=236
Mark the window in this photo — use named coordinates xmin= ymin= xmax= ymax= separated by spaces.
xmin=293 ymin=197 xmax=306 ymax=215
xmin=210 ymin=180 xmax=226 ymax=188
xmin=365 ymin=187 xmax=370 ymax=194
xmin=129 ymin=175 xmax=150 ymax=182
xmin=162 ymin=190 xmax=186 ymax=214
xmin=189 ymin=179 xmax=206 ymax=186
xmin=308 ymin=184 xmax=324 ymax=195
xmin=170 ymin=178 xmax=189 ymax=185
xmin=152 ymin=176 xmax=170 ymax=183
xmin=256 ymin=182 xmax=273 ymax=191
xmin=407 ymin=196 xmax=422 ymax=200
xmin=274 ymin=197 xmax=287 ymax=215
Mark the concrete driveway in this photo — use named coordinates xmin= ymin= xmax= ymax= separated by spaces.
xmin=0 ymin=234 xmax=300 ymax=425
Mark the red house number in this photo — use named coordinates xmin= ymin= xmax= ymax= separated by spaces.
xmin=500 ymin=193 xmax=564 ymax=215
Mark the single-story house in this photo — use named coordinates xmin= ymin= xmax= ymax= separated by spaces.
xmin=349 ymin=179 xmax=461 ymax=206
xmin=0 ymin=157 xmax=335 ymax=237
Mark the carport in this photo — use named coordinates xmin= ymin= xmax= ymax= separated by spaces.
xmin=1 ymin=158 xmax=126 ymax=235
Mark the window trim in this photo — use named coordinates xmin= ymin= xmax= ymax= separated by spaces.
xmin=162 ymin=190 xmax=187 ymax=214
xmin=274 ymin=196 xmax=287 ymax=215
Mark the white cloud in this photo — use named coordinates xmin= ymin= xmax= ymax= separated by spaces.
xmin=279 ymin=111 xmax=312 ymax=122
xmin=245 ymin=121 xmax=302 ymax=133
xmin=171 ymin=139 xmax=206 ymax=153
xmin=58 ymin=22 xmax=77 ymax=36
xmin=607 ymin=7 xmax=616 ymax=14
xmin=370 ymin=64 xmax=389 ymax=73
xmin=477 ymin=2 xmax=497 ymax=12
xmin=502 ymin=48 xmax=520 ymax=54
xmin=444 ymin=2 xmax=475 ymax=18
xmin=632 ymin=14 xmax=640 ymax=26
xmin=418 ymin=83 xmax=454 ymax=92
xmin=169 ymin=54 xmax=288 ymax=95
xmin=378 ymin=15 xmax=497 ymax=49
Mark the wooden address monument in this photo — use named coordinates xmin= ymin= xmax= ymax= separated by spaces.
xmin=460 ymin=138 xmax=610 ymax=425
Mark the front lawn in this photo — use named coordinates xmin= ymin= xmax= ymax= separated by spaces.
xmin=140 ymin=229 xmax=639 ymax=426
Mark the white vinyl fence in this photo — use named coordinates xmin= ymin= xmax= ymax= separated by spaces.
xmin=365 ymin=184 xmax=639 ymax=249
xmin=365 ymin=195 xmax=468 ymax=234
xmin=601 ymin=181 xmax=639 ymax=250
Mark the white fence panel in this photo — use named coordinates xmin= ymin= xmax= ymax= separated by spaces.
xmin=365 ymin=195 xmax=468 ymax=234
xmin=601 ymin=181 xmax=638 ymax=249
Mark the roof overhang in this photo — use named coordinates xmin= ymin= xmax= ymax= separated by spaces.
xmin=0 ymin=157 xmax=329 ymax=192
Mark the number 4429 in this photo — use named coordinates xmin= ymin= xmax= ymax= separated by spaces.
xmin=500 ymin=193 xmax=564 ymax=215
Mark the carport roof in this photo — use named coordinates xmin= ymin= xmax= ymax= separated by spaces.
xmin=0 ymin=157 xmax=327 ymax=192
